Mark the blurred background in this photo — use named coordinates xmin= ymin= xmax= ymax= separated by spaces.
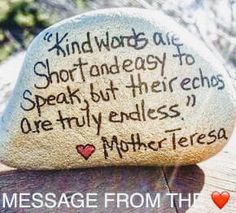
xmin=0 ymin=0 xmax=236 ymax=114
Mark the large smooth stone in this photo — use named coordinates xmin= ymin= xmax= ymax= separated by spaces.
xmin=0 ymin=8 xmax=235 ymax=170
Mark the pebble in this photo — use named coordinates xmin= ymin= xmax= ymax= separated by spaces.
xmin=0 ymin=8 xmax=235 ymax=169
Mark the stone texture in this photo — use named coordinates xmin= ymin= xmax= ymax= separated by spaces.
xmin=0 ymin=8 xmax=235 ymax=170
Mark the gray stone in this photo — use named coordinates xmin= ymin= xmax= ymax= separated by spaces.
xmin=0 ymin=8 xmax=235 ymax=169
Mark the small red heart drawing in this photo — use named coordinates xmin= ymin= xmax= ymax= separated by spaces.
xmin=76 ymin=144 xmax=95 ymax=160
xmin=211 ymin=191 xmax=230 ymax=209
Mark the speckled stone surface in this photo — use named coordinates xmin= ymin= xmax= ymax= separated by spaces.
xmin=0 ymin=8 xmax=235 ymax=170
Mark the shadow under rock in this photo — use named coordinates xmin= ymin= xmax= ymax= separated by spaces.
xmin=163 ymin=165 xmax=205 ymax=213
xmin=0 ymin=165 xmax=204 ymax=213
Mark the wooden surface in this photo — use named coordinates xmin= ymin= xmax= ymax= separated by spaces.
xmin=0 ymin=127 xmax=235 ymax=212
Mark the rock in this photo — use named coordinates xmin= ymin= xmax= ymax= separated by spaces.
xmin=0 ymin=8 xmax=235 ymax=170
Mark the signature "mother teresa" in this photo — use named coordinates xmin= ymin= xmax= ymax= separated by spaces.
xmin=101 ymin=127 xmax=227 ymax=159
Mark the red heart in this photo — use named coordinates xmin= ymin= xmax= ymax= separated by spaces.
xmin=76 ymin=144 xmax=95 ymax=160
xmin=211 ymin=191 xmax=230 ymax=209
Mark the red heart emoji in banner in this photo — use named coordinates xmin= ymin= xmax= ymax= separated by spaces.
xmin=211 ymin=191 xmax=230 ymax=209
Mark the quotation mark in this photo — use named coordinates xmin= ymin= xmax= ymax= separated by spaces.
xmin=43 ymin=32 xmax=53 ymax=42
xmin=211 ymin=191 xmax=230 ymax=209
xmin=186 ymin=94 xmax=196 ymax=107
